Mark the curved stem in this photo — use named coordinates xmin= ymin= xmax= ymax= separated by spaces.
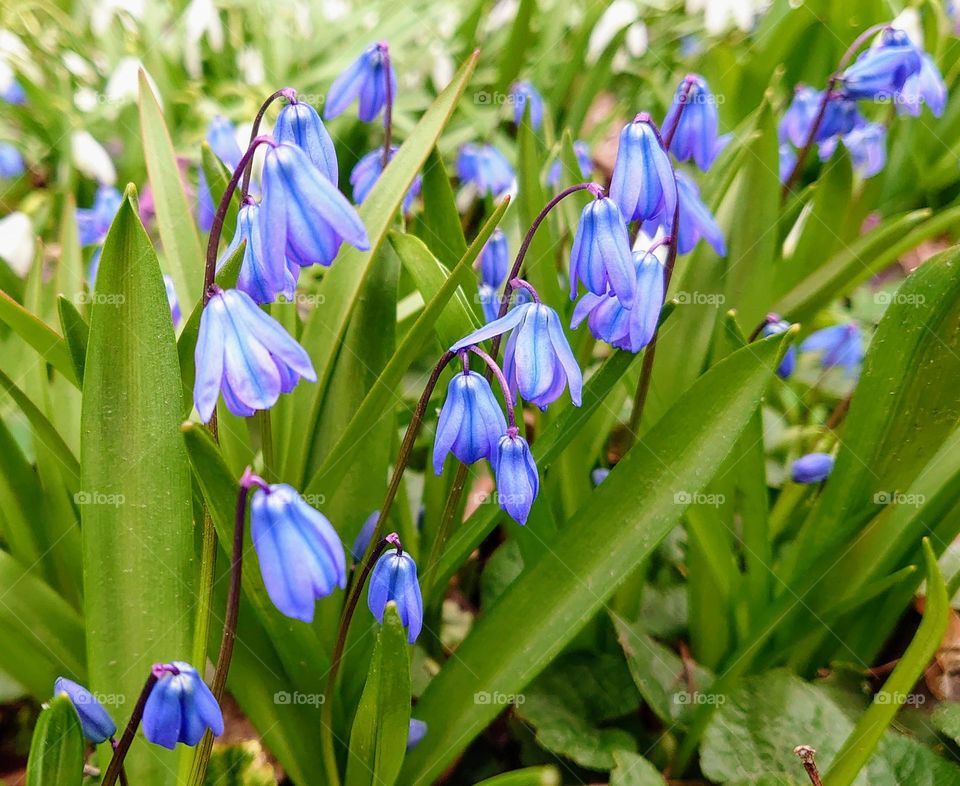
xmin=508 ymin=277 xmax=540 ymax=304
xmin=239 ymin=87 xmax=295 ymax=198
xmin=380 ymin=43 xmax=393 ymax=170
xmin=101 ymin=673 xmax=159 ymax=786
xmin=467 ymin=345 xmax=517 ymax=428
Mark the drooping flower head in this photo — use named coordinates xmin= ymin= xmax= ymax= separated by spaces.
xmin=274 ymin=98 xmax=338 ymax=183
xmin=800 ymin=321 xmax=863 ymax=376
xmin=350 ymin=147 xmax=421 ymax=213
xmin=839 ymin=27 xmax=922 ymax=101
xmin=456 ymin=143 xmax=515 ymax=198
xmin=433 ymin=368 xmax=507 ymax=474
xmin=659 ymin=171 xmax=725 ymax=256
xmin=817 ymin=94 xmax=864 ymax=141
xmin=547 ymin=140 xmax=592 ymax=188
xmin=250 ymin=481 xmax=347 ymax=621
xmin=791 ymin=452 xmax=835 ymax=484
xmin=897 ymin=52 xmax=947 ymax=117
xmin=663 ymin=74 xmax=720 ymax=170
xmin=495 ymin=427 xmax=539 ymax=525
xmin=760 ymin=317 xmax=795 ymax=378
xmin=820 ymin=122 xmax=887 ymax=178
xmin=219 ymin=200 xmax=297 ymax=304
xmin=569 ymin=192 xmax=636 ymax=306
xmin=325 ymin=42 xmax=397 ymax=122
xmin=779 ymin=85 xmax=821 ymax=147
xmin=142 ymin=662 xmax=224 ymax=749
xmin=351 ymin=510 xmax=379 ymax=562
xmin=367 ymin=536 xmax=423 ymax=644
xmin=510 ymin=80 xmax=544 ymax=129
xmin=194 ymin=286 xmax=317 ymax=422
xmin=478 ymin=228 xmax=509 ymax=289
xmin=609 ymin=114 xmax=677 ymax=224
xmin=478 ymin=283 xmax=500 ymax=323
xmin=0 ymin=142 xmax=24 ymax=179
xmin=54 ymin=677 xmax=117 ymax=744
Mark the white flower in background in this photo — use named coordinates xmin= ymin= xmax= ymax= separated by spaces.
xmin=105 ymin=57 xmax=160 ymax=106
xmin=74 ymin=87 xmax=100 ymax=112
xmin=890 ymin=8 xmax=923 ymax=48
xmin=0 ymin=212 xmax=35 ymax=277
xmin=91 ymin=0 xmax=144 ymax=36
xmin=686 ymin=0 xmax=768 ymax=34
xmin=0 ymin=60 xmax=15 ymax=95
xmin=589 ymin=0 xmax=639 ymax=62
xmin=484 ymin=0 xmax=519 ymax=33
xmin=320 ymin=0 xmax=350 ymax=21
xmin=184 ymin=0 xmax=224 ymax=79
xmin=237 ymin=48 xmax=265 ymax=86
xmin=63 ymin=51 xmax=94 ymax=79
xmin=70 ymin=130 xmax=116 ymax=185
xmin=429 ymin=41 xmax=454 ymax=88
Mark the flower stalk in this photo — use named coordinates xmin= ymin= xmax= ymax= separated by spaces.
xmin=100 ymin=672 xmax=160 ymax=786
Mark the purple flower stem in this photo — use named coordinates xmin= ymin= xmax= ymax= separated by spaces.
xmin=239 ymin=87 xmax=296 ymax=198
xmin=100 ymin=673 xmax=160 ymax=786
xmin=466 ymin=346 xmax=517 ymax=428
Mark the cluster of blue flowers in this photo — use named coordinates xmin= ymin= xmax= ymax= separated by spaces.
xmin=779 ymin=26 xmax=947 ymax=180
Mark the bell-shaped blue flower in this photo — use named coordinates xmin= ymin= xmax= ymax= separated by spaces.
xmin=760 ymin=319 xmax=796 ymax=378
xmin=456 ymin=143 xmax=514 ymax=198
xmin=478 ymin=228 xmax=509 ymax=289
xmin=779 ymin=85 xmax=821 ymax=147
xmin=350 ymin=147 xmax=421 ymax=213
xmin=142 ymin=662 xmax=224 ymax=749
xmin=495 ymin=428 xmax=539 ymax=525
xmin=250 ymin=483 xmax=347 ymax=621
xmin=325 ymin=42 xmax=397 ymax=122
xmin=220 ymin=201 xmax=296 ymax=303
xmin=511 ymin=80 xmax=544 ymax=129
xmin=0 ymin=142 xmax=24 ymax=178
xmin=898 ymin=52 xmax=947 ymax=117
xmin=839 ymin=29 xmax=922 ymax=101
xmin=547 ymin=140 xmax=592 ymax=187
xmin=1 ymin=79 xmax=26 ymax=105
xmin=609 ymin=115 xmax=676 ymax=223
xmin=569 ymin=196 xmax=635 ymax=305
xmin=817 ymin=95 xmax=864 ymax=141
xmin=194 ymin=286 xmax=317 ymax=422
xmin=791 ymin=452 xmax=834 ymax=484
xmin=663 ymin=74 xmax=720 ymax=170
xmin=77 ymin=185 xmax=122 ymax=248
xmin=451 ymin=300 xmax=582 ymax=409
xmin=206 ymin=115 xmax=243 ymax=170
xmin=800 ymin=322 xmax=863 ymax=375
xmin=367 ymin=545 xmax=423 ymax=643
xmin=661 ymin=171 xmax=725 ymax=256
xmin=275 ymin=100 xmax=338 ymax=183
xmin=433 ymin=370 xmax=507 ymax=474
xmin=260 ymin=141 xmax=370 ymax=272
xmin=351 ymin=511 xmax=379 ymax=561
xmin=824 ymin=122 xmax=887 ymax=178
xmin=54 ymin=677 xmax=116 ymax=743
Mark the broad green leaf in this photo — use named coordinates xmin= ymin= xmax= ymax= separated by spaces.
xmin=345 ymin=604 xmax=411 ymax=786
xmin=25 ymin=694 xmax=84 ymax=786
xmin=416 ymin=147 xmax=467 ymax=266
xmin=474 ymin=767 xmax=561 ymax=786
xmin=400 ymin=333 xmax=786 ymax=783
xmin=0 ymin=417 xmax=45 ymax=571
xmin=610 ymin=751 xmax=667 ymax=786
xmin=80 ymin=189 xmax=194 ymax=784
xmin=0 ymin=290 xmax=78 ymax=387
xmin=56 ymin=296 xmax=88 ymax=384
xmin=495 ymin=0 xmax=536 ymax=92
xmin=55 ymin=194 xmax=84 ymax=307
xmin=201 ymin=141 xmax=239 ymax=245
xmin=138 ymin=71 xmax=204 ymax=308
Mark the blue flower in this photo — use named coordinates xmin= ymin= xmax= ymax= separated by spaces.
xmin=660 ymin=171 xmax=725 ymax=256
xmin=569 ymin=196 xmax=636 ymax=306
xmin=779 ymin=143 xmax=797 ymax=183
xmin=817 ymin=95 xmax=864 ymax=141
xmin=825 ymin=122 xmax=887 ymax=178
xmin=351 ymin=511 xmax=379 ymax=561
xmin=451 ymin=301 xmax=583 ymax=409
xmin=511 ymin=80 xmax=544 ymax=129
xmin=779 ymin=85 xmax=821 ymax=147
xmin=325 ymin=42 xmax=397 ymax=122
xmin=1 ymin=79 xmax=25 ymax=105
xmin=760 ymin=319 xmax=795 ymax=378
xmin=163 ymin=274 xmax=182 ymax=329
xmin=478 ymin=228 xmax=509 ymax=289
xmin=260 ymin=141 xmax=370 ymax=272
xmin=407 ymin=719 xmax=428 ymax=750
xmin=350 ymin=147 xmax=421 ymax=213
xmin=77 ymin=185 xmax=122 ymax=248
xmin=570 ymin=251 xmax=664 ymax=352
xmin=433 ymin=369 xmax=507 ymax=474
xmin=456 ymin=143 xmax=514 ymax=198
xmin=547 ymin=140 xmax=592 ymax=187
xmin=839 ymin=29 xmax=922 ymax=101
xmin=495 ymin=428 xmax=539 ymax=525
xmin=478 ymin=283 xmax=500 ymax=323
xmin=663 ymin=74 xmax=720 ymax=170
xmin=194 ymin=286 xmax=317 ymax=422
xmin=197 ymin=169 xmax=215 ymax=232
xmin=609 ymin=115 xmax=676 ymax=223
xmin=206 ymin=115 xmax=243 ymax=170
xmin=368 ymin=545 xmax=423 ymax=643
xmin=142 ymin=662 xmax=224 ymax=749
xmin=800 ymin=322 xmax=863 ymax=375
xmin=275 ymin=101 xmax=338 ymax=183
xmin=0 ymin=142 xmax=24 ymax=178
xmin=591 ymin=468 xmax=609 ymax=486
xmin=54 ymin=677 xmax=116 ymax=743
xmin=220 ymin=201 xmax=296 ymax=303
xmin=898 ymin=52 xmax=947 ymax=117
xmin=250 ymin=483 xmax=347 ymax=621
xmin=791 ymin=452 xmax=834 ymax=484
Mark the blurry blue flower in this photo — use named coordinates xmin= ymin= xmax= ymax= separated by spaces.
xmin=511 ymin=80 xmax=544 ymax=129
xmin=433 ymin=369 xmax=507 ymax=474
xmin=478 ymin=228 xmax=509 ymax=289
xmin=825 ymin=122 xmax=886 ymax=178
xmin=800 ymin=322 xmax=863 ymax=375
xmin=260 ymin=141 xmax=370 ymax=272
xmin=54 ymin=677 xmax=116 ymax=743
xmin=569 ymin=197 xmax=636 ymax=306
xmin=275 ymin=101 xmax=338 ymax=183
xmin=351 ymin=511 xmax=378 ymax=561
xmin=547 ymin=140 xmax=592 ymax=187
xmin=250 ymin=483 xmax=346 ymax=621
xmin=350 ymin=147 xmax=421 ymax=213
xmin=407 ymin=719 xmax=428 ymax=750
xmin=325 ymin=42 xmax=397 ymax=122
xmin=779 ymin=144 xmax=797 ymax=183
xmin=660 ymin=171 xmax=725 ymax=256
xmin=163 ymin=274 xmax=182 ymax=329
xmin=495 ymin=428 xmax=539 ymax=525
xmin=898 ymin=53 xmax=947 ymax=117
xmin=456 ymin=143 xmax=514 ymax=198
xmin=221 ymin=201 xmax=296 ymax=303
xmin=143 ymin=662 xmax=224 ymax=749
xmin=478 ymin=283 xmax=500 ymax=323
xmin=0 ymin=142 xmax=24 ymax=178
xmin=839 ymin=29 xmax=921 ymax=101
xmin=1 ymin=79 xmax=25 ymax=105
xmin=760 ymin=318 xmax=795 ymax=378
xmin=206 ymin=115 xmax=243 ymax=170
xmin=780 ymin=85 xmax=820 ymax=147
xmin=817 ymin=95 xmax=864 ymax=141
xmin=791 ymin=452 xmax=834 ymax=484
xmin=451 ymin=301 xmax=582 ymax=409
xmin=368 ymin=546 xmax=423 ymax=643
xmin=609 ymin=115 xmax=676 ymax=223
xmin=591 ymin=468 xmax=609 ymax=486
xmin=77 ymin=185 xmax=123 ymax=248
xmin=664 ymin=74 xmax=720 ymax=170
xmin=194 ymin=286 xmax=317 ymax=422
xmin=197 ymin=169 xmax=215 ymax=232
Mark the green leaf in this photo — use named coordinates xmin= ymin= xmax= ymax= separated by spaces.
xmin=473 ymin=767 xmax=561 ymax=786
xmin=55 ymin=194 xmax=84 ymax=307
xmin=0 ymin=290 xmax=78 ymax=387
xmin=610 ymin=751 xmax=667 ymax=786
xmin=400 ymin=333 xmax=786 ymax=783
xmin=345 ymin=603 xmax=411 ymax=786
xmin=138 ymin=71 xmax=204 ymax=309
xmin=824 ymin=540 xmax=949 ymax=786
xmin=201 ymin=141 xmax=239 ymax=245
xmin=496 ymin=0 xmax=536 ymax=92
xmin=56 ymin=296 xmax=88 ymax=384
xmin=80 ymin=189 xmax=195 ymax=784
xmin=25 ymin=694 xmax=84 ymax=786
xmin=416 ymin=147 xmax=467 ymax=267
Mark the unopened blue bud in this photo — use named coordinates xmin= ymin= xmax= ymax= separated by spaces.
xmin=367 ymin=544 xmax=423 ymax=643
xmin=495 ymin=428 xmax=539 ymax=525
xmin=510 ymin=80 xmax=544 ymax=129
xmin=325 ymin=42 xmax=397 ymax=122
xmin=433 ymin=370 xmax=507 ymax=474
xmin=664 ymin=74 xmax=720 ymax=170
xmin=275 ymin=101 xmax=338 ymax=184
xmin=54 ymin=677 xmax=116 ymax=743
xmin=791 ymin=452 xmax=834 ymax=484
xmin=569 ymin=196 xmax=636 ymax=306
xmin=609 ymin=115 xmax=676 ymax=223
